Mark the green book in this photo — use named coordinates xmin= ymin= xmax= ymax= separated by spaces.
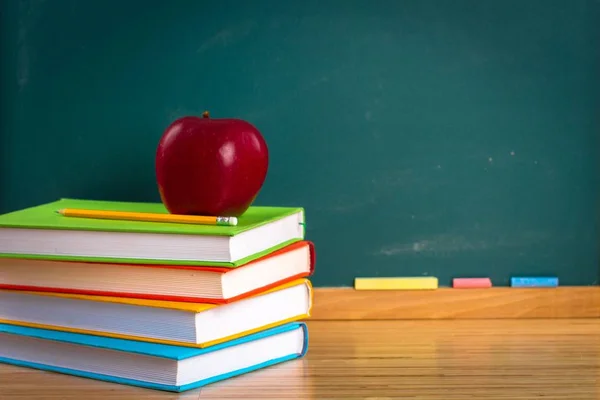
xmin=0 ymin=199 xmax=305 ymax=267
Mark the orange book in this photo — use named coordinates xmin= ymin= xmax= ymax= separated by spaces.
xmin=0 ymin=279 xmax=312 ymax=348
xmin=0 ymin=241 xmax=315 ymax=304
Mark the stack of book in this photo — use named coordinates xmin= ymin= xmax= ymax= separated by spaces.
xmin=0 ymin=198 xmax=314 ymax=392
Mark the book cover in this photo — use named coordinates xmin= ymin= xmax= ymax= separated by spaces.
xmin=0 ymin=198 xmax=304 ymax=236
xmin=0 ymin=322 xmax=309 ymax=392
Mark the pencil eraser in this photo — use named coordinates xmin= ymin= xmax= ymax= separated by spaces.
xmin=354 ymin=277 xmax=438 ymax=290
xmin=510 ymin=277 xmax=558 ymax=287
xmin=452 ymin=277 xmax=492 ymax=289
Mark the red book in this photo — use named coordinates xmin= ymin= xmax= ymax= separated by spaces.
xmin=0 ymin=241 xmax=315 ymax=304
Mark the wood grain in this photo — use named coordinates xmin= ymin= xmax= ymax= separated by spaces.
xmin=1 ymin=319 xmax=599 ymax=399
xmin=311 ymin=287 xmax=600 ymax=319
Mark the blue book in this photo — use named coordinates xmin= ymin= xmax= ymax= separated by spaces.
xmin=0 ymin=322 xmax=308 ymax=392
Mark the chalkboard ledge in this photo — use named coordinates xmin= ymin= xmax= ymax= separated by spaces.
xmin=311 ymin=287 xmax=600 ymax=320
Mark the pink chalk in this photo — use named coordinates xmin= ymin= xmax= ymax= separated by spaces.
xmin=452 ymin=278 xmax=492 ymax=289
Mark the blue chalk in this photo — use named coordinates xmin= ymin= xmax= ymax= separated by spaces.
xmin=510 ymin=277 xmax=558 ymax=287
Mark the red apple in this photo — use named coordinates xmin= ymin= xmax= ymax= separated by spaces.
xmin=155 ymin=111 xmax=269 ymax=216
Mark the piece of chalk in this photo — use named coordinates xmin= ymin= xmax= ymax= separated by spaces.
xmin=354 ymin=277 xmax=438 ymax=290
xmin=510 ymin=277 xmax=558 ymax=287
xmin=452 ymin=277 xmax=492 ymax=289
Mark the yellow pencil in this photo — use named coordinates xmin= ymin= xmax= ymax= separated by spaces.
xmin=57 ymin=208 xmax=238 ymax=226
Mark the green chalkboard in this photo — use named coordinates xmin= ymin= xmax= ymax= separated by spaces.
xmin=1 ymin=0 xmax=599 ymax=287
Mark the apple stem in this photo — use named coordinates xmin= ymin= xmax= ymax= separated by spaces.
xmin=202 ymin=111 xmax=210 ymax=118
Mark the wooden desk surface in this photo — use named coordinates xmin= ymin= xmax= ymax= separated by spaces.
xmin=1 ymin=319 xmax=599 ymax=399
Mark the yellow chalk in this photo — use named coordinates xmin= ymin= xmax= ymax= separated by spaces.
xmin=354 ymin=277 xmax=438 ymax=290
